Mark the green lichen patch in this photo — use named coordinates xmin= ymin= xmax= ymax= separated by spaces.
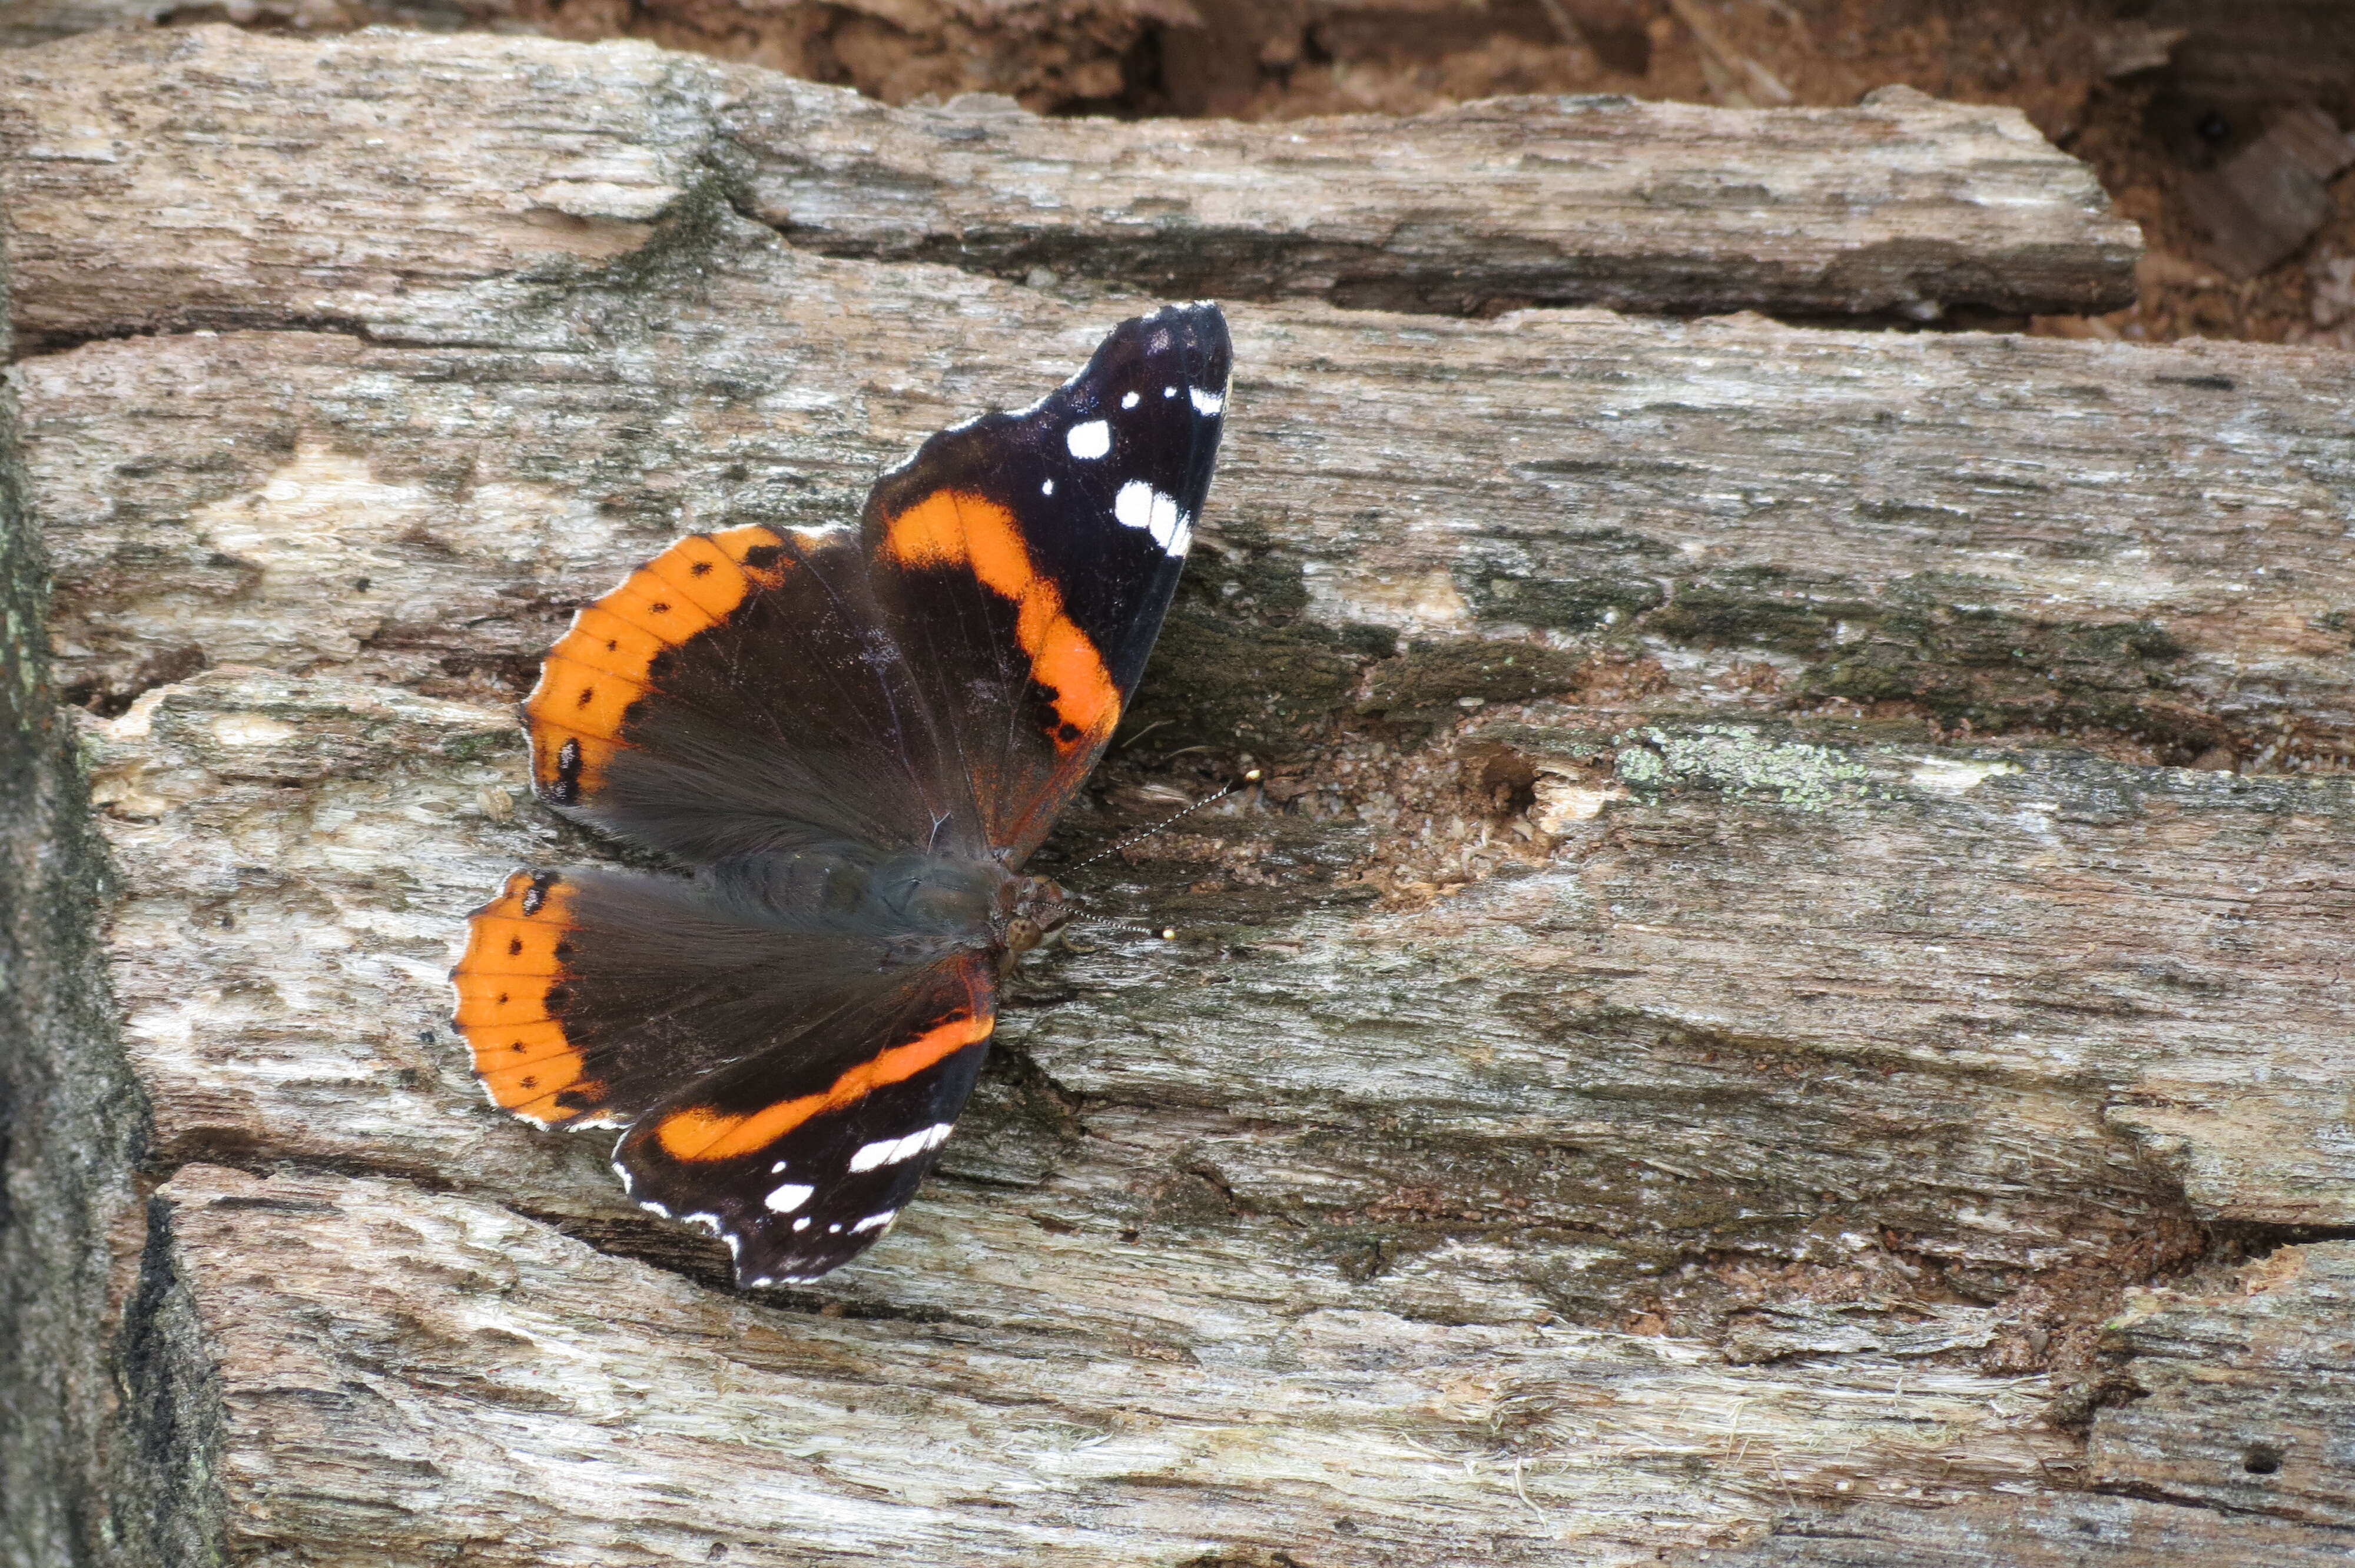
xmin=1123 ymin=524 xmax=1387 ymax=755
xmin=535 ymin=167 xmax=739 ymax=307
xmin=434 ymin=726 xmax=526 ymax=765
xmin=1463 ymin=569 xmax=1666 ymax=632
xmin=1614 ymin=723 xmax=1878 ymax=810
xmin=1130 ymin=608 xmax=1366 ymax=756
xmin=1464 ymin=719 xmax=1624 ymax=765
xmin=1800 ymin=602 xmax=2225 ymax=760
xmin=1641 ymin=566 xmax=2229 ymax=760
xmin=1170 ymin=513 xmax=1315 ymax=624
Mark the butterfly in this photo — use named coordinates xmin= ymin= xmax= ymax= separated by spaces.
xmin=450 ymin=304 xmax=1230 ymax=1287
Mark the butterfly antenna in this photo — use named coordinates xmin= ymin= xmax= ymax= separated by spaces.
xmin=1067 ymin=917 xmax=1160 ymax=938
xmin=1069 ymin=769 xmax=1262 ymax=877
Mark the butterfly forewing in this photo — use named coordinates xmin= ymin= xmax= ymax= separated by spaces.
xmin=865 ymin=303 xmax=1231 ymax=861
xmin=526 ymin=525 xmax=974 ymax=864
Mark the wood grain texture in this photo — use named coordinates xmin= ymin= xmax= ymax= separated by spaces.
xmin=2090 ymin=1244 xmax=2355 ymax=1526
xmin=717 ymin=77 xmax=2140 ymax=318
xmin=68 ymin=665 xmax=2355 ymax=1561
xmin=0 ymin=25 xmax=2139 ymax=351
xmin=77 ymin=656 xmax=2355 ymax=1283
xmin=21 ymin=273 xmax=2354 ymax=762
xmin=0 ymin=231 xmax=219 ymax=1568
xmin=8 ymin=22 xmax=2353 ymax=1568
xmin=157 ymin=1160 xmax=2073 ymax=1566
xmin=1713 ymin=1488 xmax=2355 ymax=1567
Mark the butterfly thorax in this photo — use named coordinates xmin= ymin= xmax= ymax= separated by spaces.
xmin=699 ymin=843 xmax=1066 ymax=972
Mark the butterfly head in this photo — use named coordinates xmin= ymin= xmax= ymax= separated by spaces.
xmin=999 ymin=874 xmax=1074 ymax=974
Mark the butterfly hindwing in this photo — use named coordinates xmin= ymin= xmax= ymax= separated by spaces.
xmin=612 ymin=952 xmax=997 ymax=1285
xmin=452 ymin=863 xmax=924 ymax=1130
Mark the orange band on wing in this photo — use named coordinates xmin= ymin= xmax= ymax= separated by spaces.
xmin=882 ymin=490 xmax=1120 ymax=750
xmin=654 ymin=1009 xmax=996 ymax=1163
xmin=525 ymin=526 xmax=792 ymax=801
xmin=449 ymin=871 xmax=607 ymax=1125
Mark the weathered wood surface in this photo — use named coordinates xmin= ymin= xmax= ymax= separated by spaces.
xmin=67 ymin=669 xmax=2355 ymax=1562
xmin=0 ymin=0 xmax=1167 ymax=64
xmin=1716 ymin=1487 xmax=2355 ymax=1567
xmin=714 ymin=77 xmax=2138 ymax=319
xmin=22 ymin=260 xmax=2354 ymax=764
xmin=0 ymin=26 xmax=2140 ymax=350
xmin=0 ymin=249 xmax=152 ymax=1568
xmin=2089 ymin=1244 xmax=2355 ymax=1526
xmin=8 ymin=21 xmax=2355 ymax=1568
xmin=78 ymin=666 xmax=2355 ymax=1262
xmin=152 ymin=1160 xmax=2064 ymax=1566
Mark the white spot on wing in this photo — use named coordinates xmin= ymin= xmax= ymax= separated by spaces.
xmin=764 ymin=1182 xmax=815 ymax=1214
xmin=1121 ymin=390 xmax=1140 ymax=409
xmin=770 ymin=1160 xmax=788 ymax=1174
xmin=1162 ymin=385 xmax=1177 ymax=398
xmin=792 ymin=1217 xmax=811 ymax=1231
xmin=1066 ymin=420 xmax=1110 ymax=459
xmin=1041 ymin=479 xmax=1054 ymax=496
xmin=1113 ymin=481 xmax=1191 ymax=557
xmin=849 ymin=1122 xmax=956 ymax=1172
xmin=1190 ymin=387 xmax=1225 ymax=417
xmin=851 ymin=1209 xmax=900 ymax=1234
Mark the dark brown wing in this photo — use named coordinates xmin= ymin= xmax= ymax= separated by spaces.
xmin=522 ymin=304 xmax=1229 ymax=871
xmin=611 ymin=951 xmax=996 ymax=1287
xmin=863 ymin=301 xmax=1231 ymax=861
xmin=463 ymin=304 xmax=1230 ymax=1285
xmin=523 ymin=522 xmax=981 ymax=865
xmin=451 ymin=865 xmax=912 ymax=1130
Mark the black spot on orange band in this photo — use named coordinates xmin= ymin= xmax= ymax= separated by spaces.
xmin=524 ymin=526 xmax=794 ymax=806
xmin=450 ymin=870 xmax=608 ymax=1125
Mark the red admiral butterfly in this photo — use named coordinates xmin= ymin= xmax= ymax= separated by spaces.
xmin=452 ymin=304 xmax=1230 ymax=1287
